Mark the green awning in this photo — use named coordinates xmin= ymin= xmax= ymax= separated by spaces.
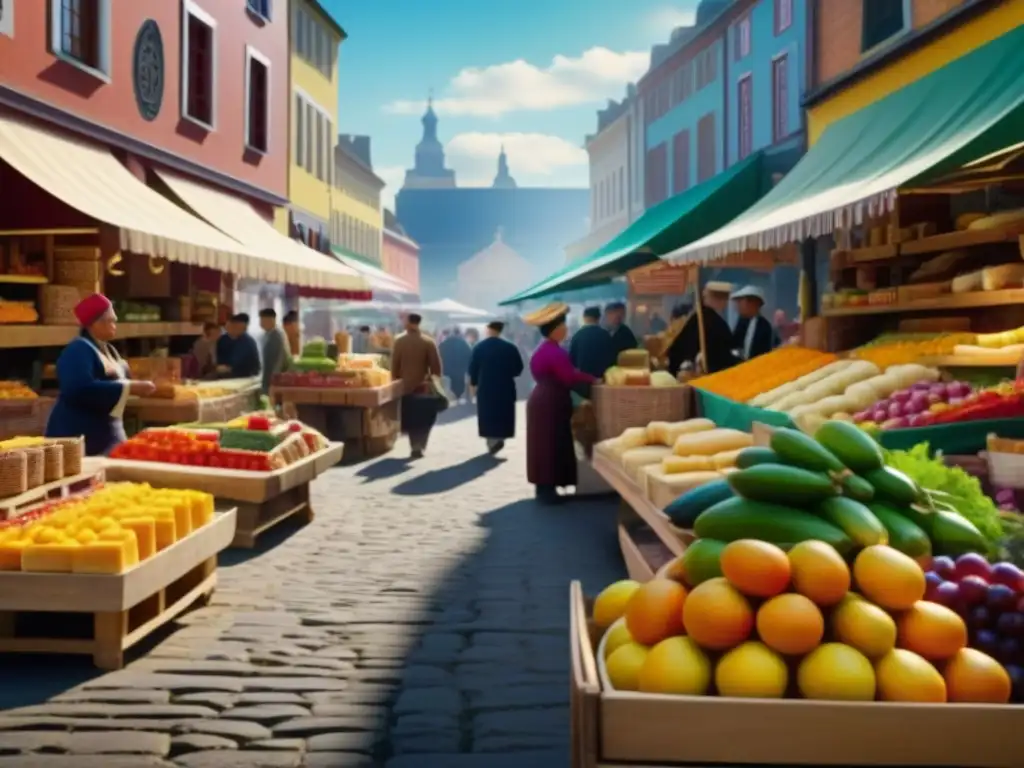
xmin=665 ymin=25 xmax=1024 ymax=264
xmin=499 ymin=151 xmax=765 ymax=305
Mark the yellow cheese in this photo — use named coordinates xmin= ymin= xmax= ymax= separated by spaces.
xmin=955 ymin=213 xmax=986 ymax=231
xmin=186 ymin=491 xmax=215 ymax=528
xmin=951 ymin=271 xmax=983 ymax=294
xmin=663 ymin=419 xmax=716 ymax=446
xmin=153 ymin=514 xmax=177 ymax=551
xmin=73 ymin=541 xmax=128 ymax=574
xmin=662 ymin=454 xmax=715 ymax=474
xmin=22 ymin=542 xmax=80 ymax=572
xmin=618 ymin=349 xmax=650 ymax=368
xmin=99 ymin=528 xmax=140 ymax=568
xmin=645 ymin=421 xmax=673 ymax=446
xmin=0 ymin=540 xmax=27 ymax=570
xmin=672 ymin=428 xmax=753 ymax=457
xmin=120 ymin=517 xmax=157 ymax=561
xmin=154 ymin=503 xmax=192 ymax=540
xmin=618 ymin=427 xmax=648 ymax=451
xmin=982 ymin=263 xmax=1024 ymax=291
xmin=638 ymin=464 xmax=667 ymax=498
xmin=718 ymin=467 xmax=739 ymax=475
xmin=711 ymin=448 xmax=744 ymax=469
xmin=647 ymin=470 xmax=722 ymax=510
xmin=621 ymin=446 xmax=672 ymax=483
xmin=967 ymin=209 xmax=1024 ymax=230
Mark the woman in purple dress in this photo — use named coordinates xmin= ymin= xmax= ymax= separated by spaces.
xmin=524 ymin=304 xmax=597 ymax=505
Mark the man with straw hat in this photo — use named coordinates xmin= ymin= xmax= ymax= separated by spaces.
xmin=665 ymin=281 xmax=739 ymax=376
xmin=730 ymin=284 xmax=777 ymax=361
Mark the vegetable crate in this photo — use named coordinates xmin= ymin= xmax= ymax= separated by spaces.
xmin=570 ymin=581 xmax=1024 ymax=768
xmin=0 ymin=509 xmax=236 ymax=669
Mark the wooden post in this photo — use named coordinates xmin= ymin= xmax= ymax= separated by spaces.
xmin=694 ymin=265 xmax=708 ymax=374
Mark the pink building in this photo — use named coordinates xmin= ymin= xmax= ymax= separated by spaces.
xmin=382 ymin=209 xmax=420 ymax=297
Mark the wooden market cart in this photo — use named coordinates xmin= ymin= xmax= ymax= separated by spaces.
xmin=123 ymin=378 xmax=262 ymax=430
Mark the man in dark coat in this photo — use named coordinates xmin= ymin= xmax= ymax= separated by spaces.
xmin=569 ymin=306 xmax=614 ymax=379
xmin=666 ymin=282 xmax=740 ymax=376
xmin=469 ymin=321 xmax=524 ymax=454
xmin=216 ymin=313 xmax=261 ymax=379
xmin=604 ymin=301 xmax=638 ymax=360
xmin=730 ymin=285 xmax=778 ymax=361
xmin=439 ymin=327 xmax=473 ymax=402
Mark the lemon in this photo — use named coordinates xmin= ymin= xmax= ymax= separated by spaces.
xmin=715 ymin=641 xmax=788 ymax=698
xmin=602 ymin=621 xmax=634 ymax=659
xmin=798 ymin=643 xmax=876 ymax=701
xmin=593 ymin=580 xmax=641 ymax=629
xmin=605 ymin=642 xmax=649 ymax=691
xmin=637 ymin=637 xmax=711 ymax=696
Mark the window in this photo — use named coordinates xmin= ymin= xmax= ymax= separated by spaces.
xmin=645 ymin=143 xmax=668 ymax=207
xmin=182 ymin=2 xmax=217 ymax=129
xmin=294 ymin=93 xmax=305 ymax=165
xmin=735 ymin=17 xmax=751 ymax=60
xmin=618 ymin=168 xmax=624 ymax=211
xmin=775 ymin=0 xmax=793 ymax=34
xmin=672 ymin=130 xmax=690 ymax=195
xmin=695 ymin=48 xmax=717 ymax=90
xmin=246 ymin=0 xmax=270 ymax=21
xmin=697 ymin=113 xmax=715 ymax=183
xmin=50 ymin=0 xmax=110 ymax=77
xmin=738 ymin=74 xmax=753 ymax=160
xmin=772 ymin=54 xmax=789 ymax=141
xmin=862 ymin=0 xmax=907 ymax=52
xmin=292 ymin=3 xmax=335 ymax=78
xmin=245 ymin=47 xmax=270 ymax=153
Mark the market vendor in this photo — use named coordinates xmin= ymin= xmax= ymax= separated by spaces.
xmin=525 ymin=303 xmax=598 ymax=505
xmin=665 ymin=281 xmax=740 ymax=376
xmin=604 ymin=301 xmax=639 ymax=359
xmin=730 ymin=285 xmax=778 ymax=361
xmin=215 ymin=313 xmax=261 ymax=379
xmin=570 ymin=306 xmax=615 ymax=379
xmin=45 ymin=293 xmax=156 ymax=456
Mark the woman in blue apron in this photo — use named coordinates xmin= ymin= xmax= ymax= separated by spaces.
xmin=46 ymin=293 xmax=156 ymax=456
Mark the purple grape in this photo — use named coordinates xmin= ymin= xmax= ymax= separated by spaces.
xmin=967 ymin=605 xmax=993 ymax=630
xmin=924 ymin=572 xmax=944 ymax=600
xmin=975 ymin=629 xmax=1000 ymax=656
xmin=1006 ymin=664 xmax=1024 ymax=704
xmin=955 ymin=553 xmax=993 ymax=581
xmin=987 ymin=583 xmax=1018 ymax=613
xmin=997 ymin=637 xmax=1023 ymax=665
xmin=992 ymin=562 xmax=1024 ymax=593
xmin=959 ymin=575 xmax=990 ymax=606
xmin=932 ymin=556 xmax=956 ymax=580
xmin=996 ymin=612 xmax=1024 ymax=639
xmin=933 ymin=581 xmax=962 ymax=609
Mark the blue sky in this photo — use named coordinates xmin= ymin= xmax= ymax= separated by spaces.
xmin=321 ymin=0 xmax=702 ymax=207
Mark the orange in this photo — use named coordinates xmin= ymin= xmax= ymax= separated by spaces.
xmin=875 ymin=649 xmax=946 ymax=703
xmin=853 ymin=546 xmax=926 ymax=611
xmin=682 ymin=577 xmax=754 ymax=651
xmin=624 ymin=579 xmax=687 ymax=646
xmin=720 ymin=540 xmax=791 ymax=598
xmin=756 ymin=593 xmax=824 ymax=656
xmin=787 ymin=540 xmax=850 ymax=606
xmin=943 ymin=648 xmax=1012 ymax=704
xmin=897 ymin=601 xmax=967 ymax=661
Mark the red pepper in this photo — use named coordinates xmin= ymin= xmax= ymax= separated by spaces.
xmin=247 ymin=415 xmax=272 ymax=431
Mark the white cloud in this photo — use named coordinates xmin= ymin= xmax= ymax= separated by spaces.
xmin=445 ymin=132 xmax=588 ymax=187
xmin=376 ymin=165 xmax=406 ymax=211
xmin=383 ymin=47 xmax=648 ymax=118
xmin=645 ymin=4 xmax=699 ymax=35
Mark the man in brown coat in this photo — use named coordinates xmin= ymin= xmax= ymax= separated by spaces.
xmin=391 ymin=313 xmax=444 ymax=459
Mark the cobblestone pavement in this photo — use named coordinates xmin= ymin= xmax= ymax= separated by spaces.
xmin=0 ymin=403 xmax=626 ymax=767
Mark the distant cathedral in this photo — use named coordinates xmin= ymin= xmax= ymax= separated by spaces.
xmin=396 ymin=98 xmax=588 ymax=305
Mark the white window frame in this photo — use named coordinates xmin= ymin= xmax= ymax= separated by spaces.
xmin=181 ymin=0 xmax=218 ymax=131
xmin=49 ymin=0 xmax=112 ymax=82
xmin=738 ymin=16 xmax=752 ymax=58
xmin=294 ymin=88 xmax=333 ymax=180
xmin=244 ymin=46 xmax=270 ymax=154
xmin=246 ymin=0 xmax=271 ymax=23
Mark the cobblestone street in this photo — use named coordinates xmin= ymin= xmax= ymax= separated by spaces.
xmin=0 ymin=403 xmax=625 ymax=768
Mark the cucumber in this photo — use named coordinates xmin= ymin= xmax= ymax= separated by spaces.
xmin=868 ymin=502 xmax=932 ymax=559
xmin=694 ymin=497 xmax=854 ymax=555
xmin=770 ymin=428 xmax=846 ymax=473
xmin=680 ymin=539 xmax=726 ymax=585
xmin=929 ymin=510 xmax=990 ymax=557
xmin=735 ymin=447 xmax=781 ymax=469
xmin=814 ymin=421 xmax=884 ymax=473
xmin=863 ymin=466 xmax=922 ymax=506
xmin=814 ymin=496 xmax=888 ymax=548
xmin=727 ymin=463 xmax=839 ymax=506
xmin=840 ymin=474 xmax=875 ymax=503
xmin=664 ymin=478 xmax=734 ymax=528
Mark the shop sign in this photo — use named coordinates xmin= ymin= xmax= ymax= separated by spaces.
xmin=0 ymin=0 xmax=13 ymax=39
xmin=133 ymin=19 xmax=164 ymax=122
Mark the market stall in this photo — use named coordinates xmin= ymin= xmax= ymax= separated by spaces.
xmin=270 ymin=340 xmax=401 ymax=461
xmin=102 ymin=414 xmax=342 ymax=548
xmin=123 ymin=377 xmax=262 ymax=430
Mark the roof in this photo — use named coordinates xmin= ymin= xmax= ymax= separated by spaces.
xmin=334 ymin=139 xmax=385 ymax=189
xmin=304 ymin=0 xmax=347 ymax=40
xmin=638 ymin=0 xmax=741 ymax=92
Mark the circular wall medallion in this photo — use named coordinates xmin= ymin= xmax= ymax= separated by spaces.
xmin=133 ymin=20 xmax=164 ymax=122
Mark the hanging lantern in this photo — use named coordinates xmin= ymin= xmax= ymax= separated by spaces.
xmin=148 ymin=255 xmax=166 ymax=275
xmin=106 ymin=253 xmax=125 ymax=277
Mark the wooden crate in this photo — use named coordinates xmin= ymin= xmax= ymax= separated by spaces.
xmin=0 ymin=510 xmax=236 ymax=669
xmin=231 ymin=482 xmax=313 ymax=548
xmin=0 ymin=468 xmax=103 ymax=520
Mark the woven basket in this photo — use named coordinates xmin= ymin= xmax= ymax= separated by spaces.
xmin=22 ymin=447 xmax=44 ymax=488
xmin=56 ymin=437 xmax=84 ymax=476
xmin=39 ymin=285 xmax=83 ymax=325
xmin=0 ymin=451 xmax=27 ymax=499
xmin=592 ymin=384 xmax=693 ymax=441
xmin=42 ymin=443 xmax=64 ymax=482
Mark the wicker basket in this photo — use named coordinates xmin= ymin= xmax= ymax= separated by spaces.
xmin=42 ymin=443 xmax=64 ymax=482
xmin=0 ymin=398 xmax=55 ymax=441
xmin=55 ymin=437 xmax=84 ymax=476
xmin=39 ymin=285 xmax=84 ymax=325
xmin=591 ymin=384 xmax=693 ymax=441
xmin=0 ymin=451 xmax=28 ymax=499
xmin=22 ymin=447 xmax=44 ymax=488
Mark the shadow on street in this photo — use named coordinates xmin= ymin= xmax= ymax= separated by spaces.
xmin=436 ymin=401 xmax=477 ymax=426
xmin=390 ymin=453 xmax=505 ymax=496
xmin=355 ymin=456 xmax=412 ymax=483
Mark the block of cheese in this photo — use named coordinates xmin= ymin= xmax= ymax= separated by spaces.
xmin=618 ymin=349 xmax=650 ymax=368
xmin=646 ymin=418 xmax=715 ymax=447
xmin=982 ymin=263 xmax=1024 ymax=291
xmin=22 ymin=542 xmax=79 ymax=572
xmin=153 ymin=513 xmax=177 ymax=551
xmin=595 ymin=437 xmax=624 ymax=459
xmin=0 ymin=540 xmax=27 ymax=571
xmin=621 ymin=446 xmax=672 ymax=483
xmin=967 ymin=209 xmax=1024 ymax=230
xmin=712 ymin=448 xmax=745 ymax=469
xmin=120 ymin=518 xmax=156 ymax=561
xmin=663 ymin=454 xmax=715 ymax=474
xmin=647 ymin=470 xmax=722 ymax=511
xmin=951 ymin=270 xmax=984 ymax=294
xmin=619 ymin=427 xmax=648 ymax=451
xmin=72 ymin=541 xmax=129 ymax=574
xmin=673 ymin=428 xmax=753 ymax=457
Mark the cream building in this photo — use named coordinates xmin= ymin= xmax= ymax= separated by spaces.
xmin=331 ymin=134 xmax=385 ymax=264
xmin=457 ymin=228 xmax=533 ymax=310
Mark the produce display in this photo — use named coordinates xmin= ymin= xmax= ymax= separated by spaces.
xmin=112 ymin=300 xmax=161 ymax=322
xmin=0 ymin=381 xmax=37 ymax=399
xmin=854 ymin=380 xmax=1024 ymax=432
xmin=0 ymin=483 xmax=215 ymax=574
xmin=293 ymin=338 xmax=337 ymax=373
xmin=690 ymin=347 xmax=835 ymax=402
xmin=276 ymin=348 xmax=392 ymax=389
xmin=851 ymin=333 xmax=974 ymax=368
xmin=108 ymin=415 xmax=328 ymax=471
xmin=0 ymin=438 xmax=82 ymax=500
xmin=0 ymin=300 xmax=38 ymax=324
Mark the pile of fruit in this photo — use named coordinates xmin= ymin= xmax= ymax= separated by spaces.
xmin=851 ymin=333 xmax=975 ymax=368
xmin=690 ymin=347 xmax=835 ymax=403
xmin=0 ymin=483 xmax=215 ymax=574
xmin=292 ymin=338 xmax=337 ymax=374
xmin=0 ymin=381 xmax=37 ymax=400
xmin=663 ymin=422 xmax=993 ymax=560
xmin=855 ymin=380 xmax=1024 ymax=431
xmin=0 ymin=300 xmax=38 ymax=325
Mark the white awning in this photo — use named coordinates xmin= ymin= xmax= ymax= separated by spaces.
xmin=331 ymin=248 xmax=414 ymax=295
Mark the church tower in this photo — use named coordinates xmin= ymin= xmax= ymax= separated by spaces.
xmin=491 ymin=145 xmax=517 ymax=189
xmin=403 ymin=96 xmax=457 ymax=189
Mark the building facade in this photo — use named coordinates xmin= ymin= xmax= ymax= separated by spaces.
xmin=0 ymin=0 xmax=289 ymax=207
xmin=456 ymin=229 xmax=532 ymax=310
xmin=331 ymin=134 xmax=385 ymax=264
xmin=382 ymin=210 xmax=420 ymax=295
xmin=282 ymin=0 xmax=344 ymax=248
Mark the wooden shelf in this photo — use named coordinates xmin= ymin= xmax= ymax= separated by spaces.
xmin=0 ymin=275 xmax=47 ymax=285
xmin=822 ymin=289 xmax=1024 ymax=318
xmin=900 ymin=226 xmax=1024 ymax=256
xmin=833 ymin=244 xmax=899 ymax=264
xmin=0 ymin=322 xmax=204 ymax=349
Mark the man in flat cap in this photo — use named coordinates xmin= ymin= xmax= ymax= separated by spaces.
xmin=666 ymin=281 xmax=740 ymax=376
xmin=569 ymin=306 xmax=615 ymax=379
xmin=468 ymin=321 xmax=524 ymax=454
xmin=603 ymin=301 xmax=638 ymax=360
xmin=730 ymin=285 xmax=777 ymax=361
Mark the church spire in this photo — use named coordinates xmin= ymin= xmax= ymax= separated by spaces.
xmin=421 ymin=90 xmax=438 ymax=142
xmin=492 ymin=144 xmax=517 ymax=189
xmin=403 ymin=89 xmax=456 ymax=189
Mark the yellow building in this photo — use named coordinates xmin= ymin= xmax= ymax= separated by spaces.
xmin=331 ymin=134 xmax=385 ymax=265
xmin=276 ymin=0 xmax=346 ymax=243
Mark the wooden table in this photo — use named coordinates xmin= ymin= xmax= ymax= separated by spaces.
xmin=124 ymin=381 xmax=261 ymax=428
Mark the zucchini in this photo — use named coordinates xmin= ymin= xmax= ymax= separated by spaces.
xmin=219 ymin=428 xmax=281 ymax=452
xmin=694 ymin=497 xmax=854 ymax=555
xmin=680 ymin=539 xmax=726 ymax=585
xmin=735 ymin=447 xmax=780 ymax=469
xmin=814 ymin=421 xmax=884 ymax=473
xmin=664 ymin=478 xmax=734 ymax=528
xmin=727 ymin=463 xmax=839 ymax=506
xmin=840 ymin=474 xmax=875 ymax=503
xmin=770 ymin=428 xmax=846 ymax=473
xmin=868 ymin=502 xmax=932 ymax=559
xmin=815 ymin=496 xmax=888 ymax=548
xmin=863 ymin=466 xmax=922 ymax=506
xmin=929 ymin=510 xmax=989 ymax=557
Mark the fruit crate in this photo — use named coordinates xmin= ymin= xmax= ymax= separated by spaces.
xmin=570 ymin=581 xmax=1023 ymax=768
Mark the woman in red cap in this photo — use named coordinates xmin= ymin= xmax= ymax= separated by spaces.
xmin=45 ymin=293 xmax=156 ymax=455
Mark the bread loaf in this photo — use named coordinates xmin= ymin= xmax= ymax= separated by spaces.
xmin=982 ymin=263 xmax=1024 ymax=291
xmin=951 ymin=271 xmax=984 ymax=294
